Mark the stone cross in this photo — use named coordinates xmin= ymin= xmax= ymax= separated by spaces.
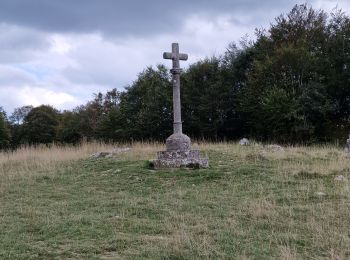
xmin=151 ymin=43 xmax=208 ymax=168
xmin=163 ymin=43 xmax=188 ymax=134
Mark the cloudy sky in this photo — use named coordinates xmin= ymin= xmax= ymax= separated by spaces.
xmin=0 ymin=0 xmax=349 ymax=113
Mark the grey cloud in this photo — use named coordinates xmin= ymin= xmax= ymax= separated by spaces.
xmin=0 ymin=0 xmax=292 ymax=36
xmin=0 ymin=24 xmax=50 ymax=63
xmin=0 ymin=24 xmax=46 ymax=50
xmin=0 ymin=65 xmax=36 ymax=85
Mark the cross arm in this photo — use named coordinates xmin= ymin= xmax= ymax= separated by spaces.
xmin=163 ymin=52 xmax=188 ymax=61
xmin=163 ymin=52 xmax=173 ymax=59
xmin=178 ymin=53 xmax=188 ymax=61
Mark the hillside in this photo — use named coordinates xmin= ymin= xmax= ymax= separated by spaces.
xmin=1 ymin=142 xmax=349 ymax=259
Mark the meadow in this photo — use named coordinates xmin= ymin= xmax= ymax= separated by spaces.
xmin=0 ymin=142 xmax=349 ymax=259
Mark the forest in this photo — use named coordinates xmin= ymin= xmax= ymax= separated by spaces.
xmin=1 ymin=4 xmax=350 ymax=148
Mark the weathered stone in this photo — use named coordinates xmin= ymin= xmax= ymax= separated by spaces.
xmin=315 ymin=191 xmax=326 ymax=197
xmin=105 ymin=153 xmax=113 ymax=158
xmin=344 ymin=135 xmax=350 ymax=153
xmin=267 ymin=144 xmax=284 ymax=152
xmin=239 ymin=138 xmax=249 ymax=146
xmin=157 ymin=150 xmax=201 ymax=160
xmin=334 ymin=175 xmax=347 ymax=182
xmin=90 ymin=152 xmax=110 ymax=159
xmin=152 ymin=43 xmax=208 ymax=169
xmin=166 ymin=133 xmax=191 ymax=151
xmin=152 ymin=150 xmax=209 ymax=168
xmin=164 ymin=43 xmax=187 ymax=135
xmin=111 ymin=147 xmax=131 ymax=154
xmin=90 ymin=147 xmax=131 ymax=159
xmin=152 ymin=158 xmax=209 ymax=169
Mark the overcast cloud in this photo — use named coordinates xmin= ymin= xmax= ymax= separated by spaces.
xmin=0 ymin=0 xmax=349 ymax=113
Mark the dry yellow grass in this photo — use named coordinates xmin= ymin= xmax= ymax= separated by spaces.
xmin=0 ymin=141 xmax=212 ymax=178
xmin=0 ymin=142 xmax=111 ymax=178
xmin=1 ymin=141 xmax=349 ymax=180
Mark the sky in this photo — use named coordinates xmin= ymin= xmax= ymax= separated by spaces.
xmin=0 ymin=0 xmax=349 ymax=114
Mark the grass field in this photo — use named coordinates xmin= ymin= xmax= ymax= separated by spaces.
xmin=1 ymin=142 xmax=349 ymax=259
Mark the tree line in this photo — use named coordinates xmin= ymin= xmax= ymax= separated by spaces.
xmin=1 ymin=4 xmax=350 ymax=149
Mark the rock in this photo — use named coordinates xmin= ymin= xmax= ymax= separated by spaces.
xmin=111 ymin=147 xmax=131 ymax=154
xmin=315 ymin=191 xmax=326 ymax=197
xmin=345 ymin=135 xmax=350 ymax=153
xmin=267 ymin=144 xmax=284 ymax=152
xmin=239 ymin=138 xmax=250 ymax=146
xmin=90 ymin=147 xmax=131 ymax=159
xmin=106 ymin=153 xmax=113 ymax=158
xmin=334 ymin=175 xmax=347 ymax=181
xmin=90 ymin=152 xmax=110 ymax=159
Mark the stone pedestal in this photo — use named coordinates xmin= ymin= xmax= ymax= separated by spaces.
xmin=152 ymin=134 xmax=209 ymax=169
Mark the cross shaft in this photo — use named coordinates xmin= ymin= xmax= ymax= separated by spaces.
xmin=163 ymin=43 xmax=188 ymax=134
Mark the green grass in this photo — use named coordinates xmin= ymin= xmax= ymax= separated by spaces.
xmin=1 ymin=143 xmax=350 ymax=259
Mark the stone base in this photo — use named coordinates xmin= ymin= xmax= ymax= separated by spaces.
xmin=152 ymin=149 xmax=209 ymax=169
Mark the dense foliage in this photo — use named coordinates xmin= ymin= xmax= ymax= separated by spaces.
xmin=0 ymin=107 xmax=10 ymax=149
xmin=1 ymin=5 xmax=350 ymax=148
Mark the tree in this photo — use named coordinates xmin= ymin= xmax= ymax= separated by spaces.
xmin=0 ymin=107 xmax=10 ymax=149
xmin=117 ymin=65 xmax=172 ymax=140
xmin=94 ymin=88 xmax=123 ymax=141
xmin=220 ymin=43 xmax=257 ymax=138
xmin=8 ymin=105 xmax=34 ymax=148
xmin=238 ymin=4 xmax=333 ymax=142
xmin=103 ymin=88 xmax=120 ymax=113
xmin=96 ymin=107 xmax=123 ymax=141
xmin=182 ymin=57 xmax=233 ymax=139
xmin=72 ymin=89 xmax=121 ymax=140
xmin=324 ymin=9 xmax=350 ymax=138
xmin=9 ymin=105 xmax=33 ymax=125
xmin=22 ymin=105 xmax=59 ymax=144
xmin=57 ymin=111 xmax=82 ymax=143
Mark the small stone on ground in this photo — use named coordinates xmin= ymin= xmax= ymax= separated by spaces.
xmin=334 ymin=175 xmax=347 ymax=181
xmin=267 ymin=144 xmax=284 ymax=152
xmin=90 ymin=147 xmax=131 ymax=159
xmin=239 ymin=138 xmax=250 ymax=146
xmin=315 ymin=191 xmax=326 ymax=197
xmin=90 ymin=152 xmax=110 ymax=159
xmin=345 ymin=134 xmax=350 ymax=153
xmin=111 ymin=147 xmax=131 ymax=153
